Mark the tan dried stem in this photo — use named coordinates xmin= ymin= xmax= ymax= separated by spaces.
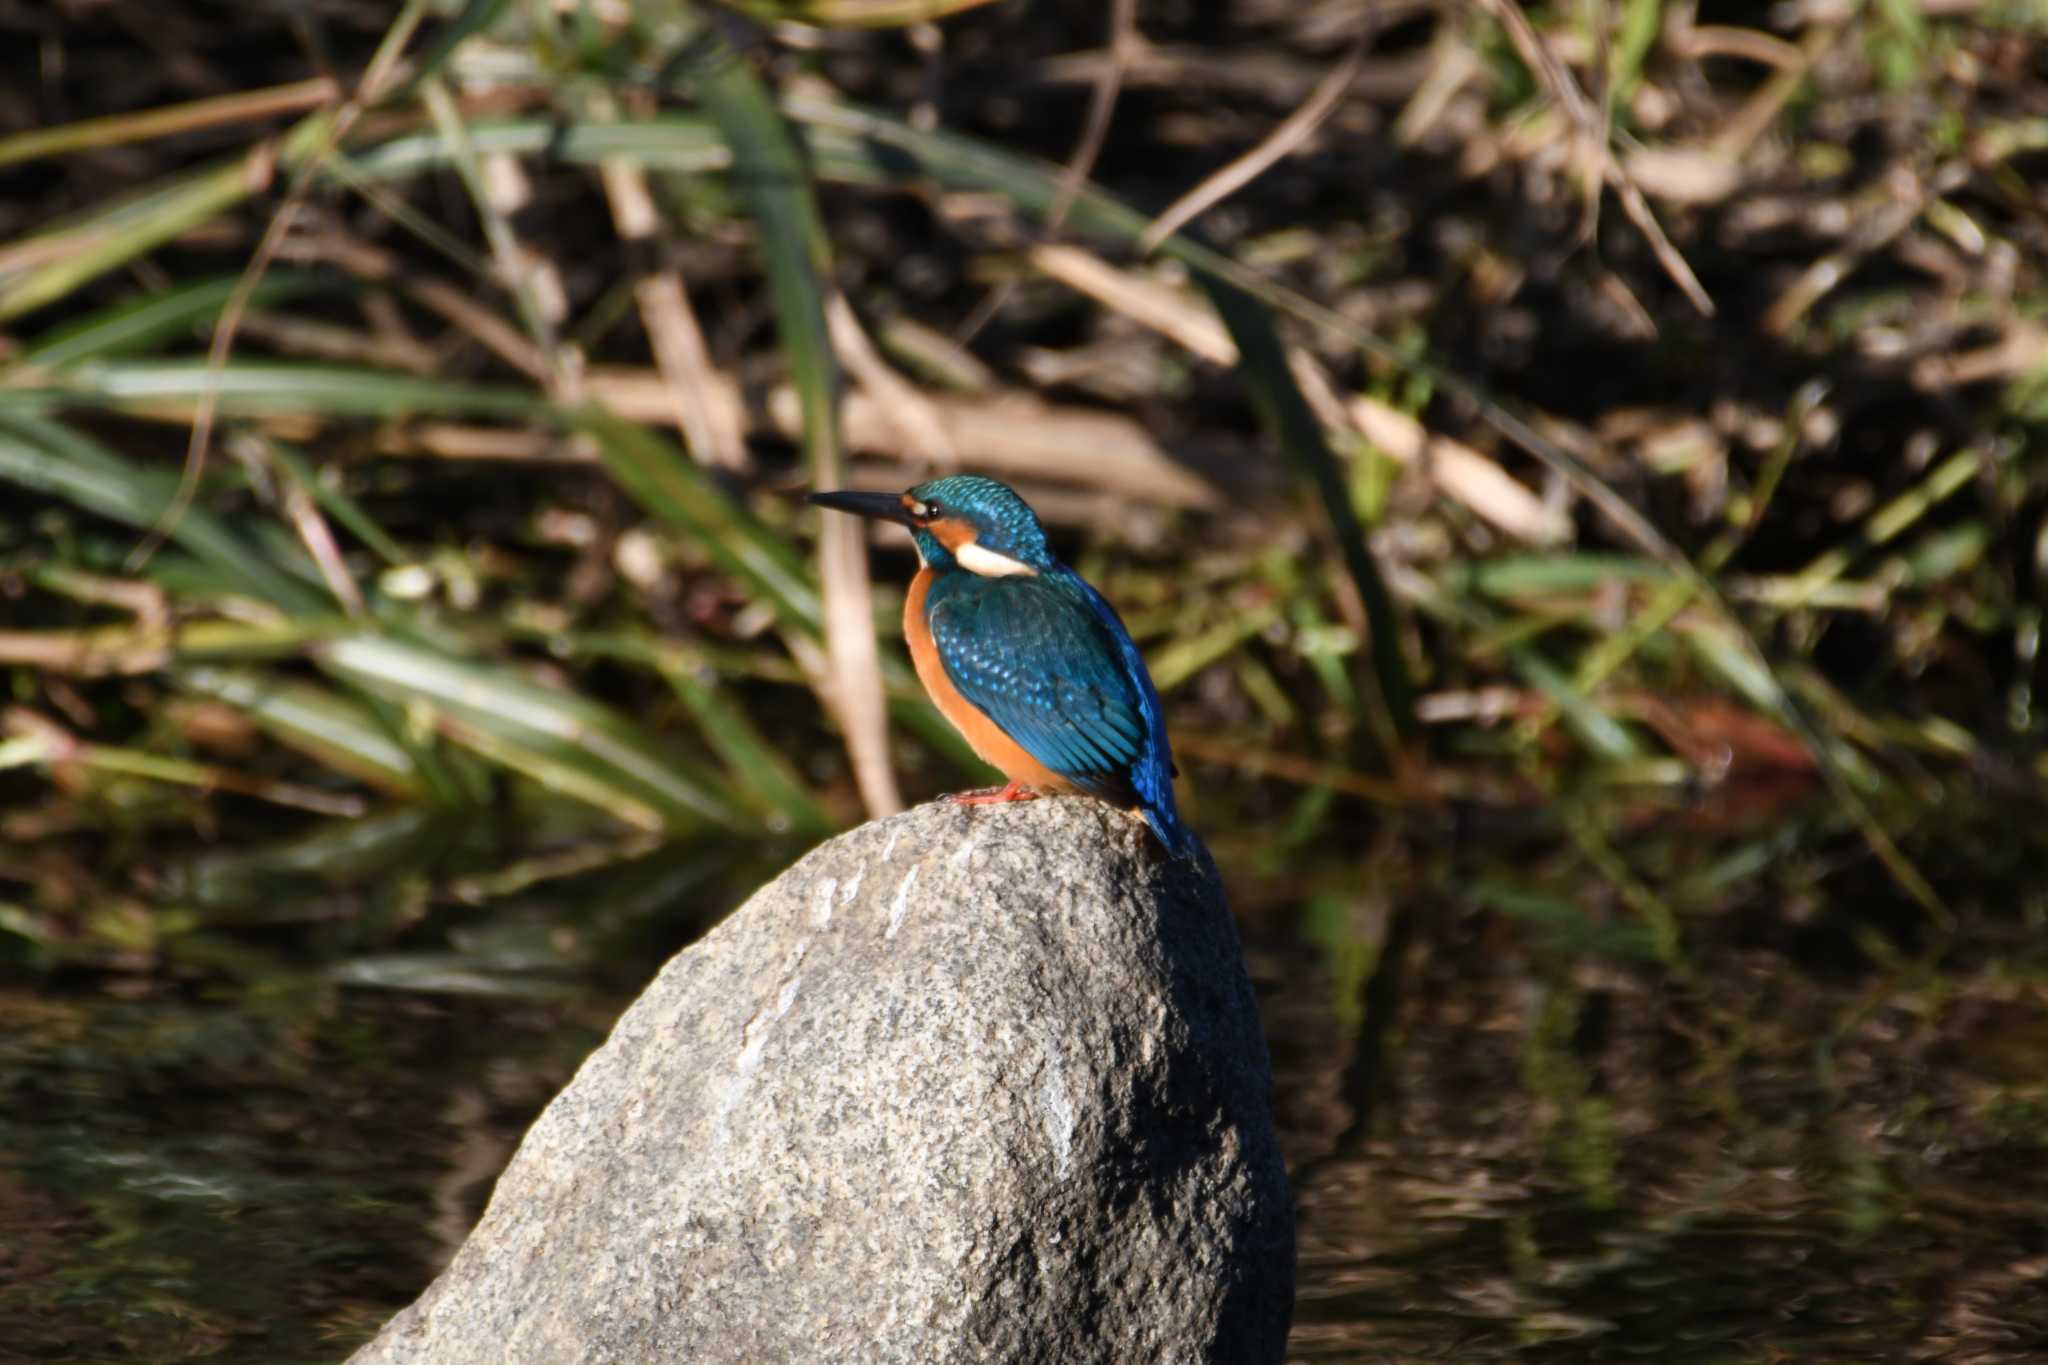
xmin=0 ymin=76 xmax=340 ymax=169
xmin=1136 ymin=34 xmax=1367 ymax=255
xmin=275 ymin=226 xmax=553 ymax=380
xmin=826 ymin=292 xmax=955 ymax=467
xmin=1474 ymin=0 xmax=1715 ymax=318
xmin=597 ymin=155 xmax=751 ymax=470
xmin=817 ymin=512 xmax=904 ymax=819
xmin=955 ymin=0 xmax=1137 ymax=343
xmin=1025 ymin=243 xmax=1566 ymax=542
xmin=126 ymin=0 xmax=430 ymax=573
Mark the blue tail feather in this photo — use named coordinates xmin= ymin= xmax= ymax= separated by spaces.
xmin=1140 ymin=803 xmax=1197 ymax=860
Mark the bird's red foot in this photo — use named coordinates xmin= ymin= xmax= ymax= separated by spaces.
xmin=947 ymin=781 xmax=1042 ymax=806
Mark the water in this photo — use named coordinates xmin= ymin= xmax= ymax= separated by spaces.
xmin=4 ymin=784 xmax=2047 ymax=1362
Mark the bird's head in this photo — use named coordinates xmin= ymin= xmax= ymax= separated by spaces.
xmin=808 ymin=474 xmax=1052 ymax=578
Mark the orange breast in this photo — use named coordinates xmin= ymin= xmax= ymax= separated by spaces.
xmin=905 ymin=567 xmax=1071 ymax=793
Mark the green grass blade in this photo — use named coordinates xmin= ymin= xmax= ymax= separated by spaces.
xmin=661 ymin=664 xmax=835 ymax=836
xmin=10 ymin=272 xmax=332 ymax=371
xmin=253 ymin=434 xmax=409 ymax=565
xmin=339 ymin=116 xmax=728 ymax=182
xmin=1511 ymin=645 xmax=1643 ymax=764
xmin=689 ymin=40 xmax=841 ymax=474
xmin=559 ymin=634 xmax=836 ymax=836
xmin=3 ymin=359 xmax=545 ymax=419
xmin=172 ymin=665 xmax=423 ymax=795
xmin=574 ymin=407 xmax=982 ymax=774
xmin=0 ymin=412 xmax=326 ymax=613
xmin=1447 ymin=554 xmax=1672 ymax=598
xmin=577 ymin=409 xmax=820 ymax=626
xmin=1203 ymin=279 xmax=1415 ymax=743
xmin=316 ymin=633 xmax=751 ymax=832
xmin=390 ymin=0 xmax=519 ymax=103
xmin=0 ymin=113 xmax=335 ymax=322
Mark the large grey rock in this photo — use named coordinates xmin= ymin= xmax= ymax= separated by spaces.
xmin=349 ymin=796 xmax=1293 ymax=1364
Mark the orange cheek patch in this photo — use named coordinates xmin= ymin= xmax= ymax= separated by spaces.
xmin=927 ymin=518 xmax=976 ymax=551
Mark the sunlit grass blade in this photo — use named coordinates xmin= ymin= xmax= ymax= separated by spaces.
xmin=9 ymin=272 xmax=333 ymax=372
xmin=0 ymin=412 xmax=326 ymax=613
xmin=2 ymin=713 xmax=365 ymax=818
xmin=172 ymin=665 xmax=423 ymax=796
xmin=328 ymin=953 xmax=580 ymax=998
xmin=340 ymin=116 xmax=728 ymax=182
xmin=555 ymin=632 xmax=836 ymax=836
xmin=2 ymin=359 xmax=545 ymax=420
xmin=690 ymin=32 xmax=900 ymax=818
xmin=316 ymin=633 xmax=750 ymax=833
xmin=1511 ymin=646 xmax=1642 ymax=763
xmin=574 ymin=407 xmax=981 ymax=773
xmin=0 ymin=78 xmax=338 ymax=170
xmin=0 ymin=114 xmax=335 ymax=322
xmin=578 ymin=409 xmax=819 ymax=625
xmin=0 ymin=618 xmax=340 ymax=674
xmin=1203 ymin=279 xmax=1415 ymax=744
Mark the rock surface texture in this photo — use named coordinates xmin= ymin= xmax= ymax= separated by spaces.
xmin=348 ymin=797 xmax=1293 ymax=1365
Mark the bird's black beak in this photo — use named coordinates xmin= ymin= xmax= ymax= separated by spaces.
xmin=806 ymin=489 xmax=918 ymax=527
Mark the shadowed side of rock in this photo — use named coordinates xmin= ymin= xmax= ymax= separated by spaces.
xmin=348 ymin=797 xmax=1293 ymax=1364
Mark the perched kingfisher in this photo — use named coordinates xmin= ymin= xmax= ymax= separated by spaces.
xmin=808 ymin=475 xmax=1193 ymax=859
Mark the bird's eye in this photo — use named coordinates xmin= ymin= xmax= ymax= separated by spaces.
xmin=922 ymin=500 xmax=942 ymax=518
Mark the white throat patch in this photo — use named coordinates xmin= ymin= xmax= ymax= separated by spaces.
xmin=954 ymin=540 xmax=1039 ymax=578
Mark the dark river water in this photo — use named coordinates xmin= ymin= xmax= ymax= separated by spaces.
xmin=4 ymin=780 xmax=2047 ymax=1362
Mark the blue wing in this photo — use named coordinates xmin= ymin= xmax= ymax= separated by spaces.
xmin=926 ymin=568 xmax=1189 ymax=855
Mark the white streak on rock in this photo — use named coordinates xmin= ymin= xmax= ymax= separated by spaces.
xmin=885 ymin=865 xmax=920 ymax=939
xmin=949 ymin=831 xmax=983 ymax=868
xmin=711 ymin=958 xmax=806 ymax=1152
xmin=881 ymin=826 xmax=903 ymax=862
xmin=1038 ymin=1024 xmax=1076 ymax=1180
xmin=812 ymin=877 xmax=838 ymax=929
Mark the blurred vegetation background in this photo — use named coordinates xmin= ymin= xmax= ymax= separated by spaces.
xmin=3 ymin=0 xmax=2048 ymax=1359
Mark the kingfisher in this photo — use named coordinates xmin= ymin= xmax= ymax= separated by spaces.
xmin=808 ymin=474 xmax=1193 ymax=859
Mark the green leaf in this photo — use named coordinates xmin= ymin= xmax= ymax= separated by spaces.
xmin=1446 ymin=554 xmax=1672 ymax=599
xmin=1511 ymin=646 xmax=1643 ymax=764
